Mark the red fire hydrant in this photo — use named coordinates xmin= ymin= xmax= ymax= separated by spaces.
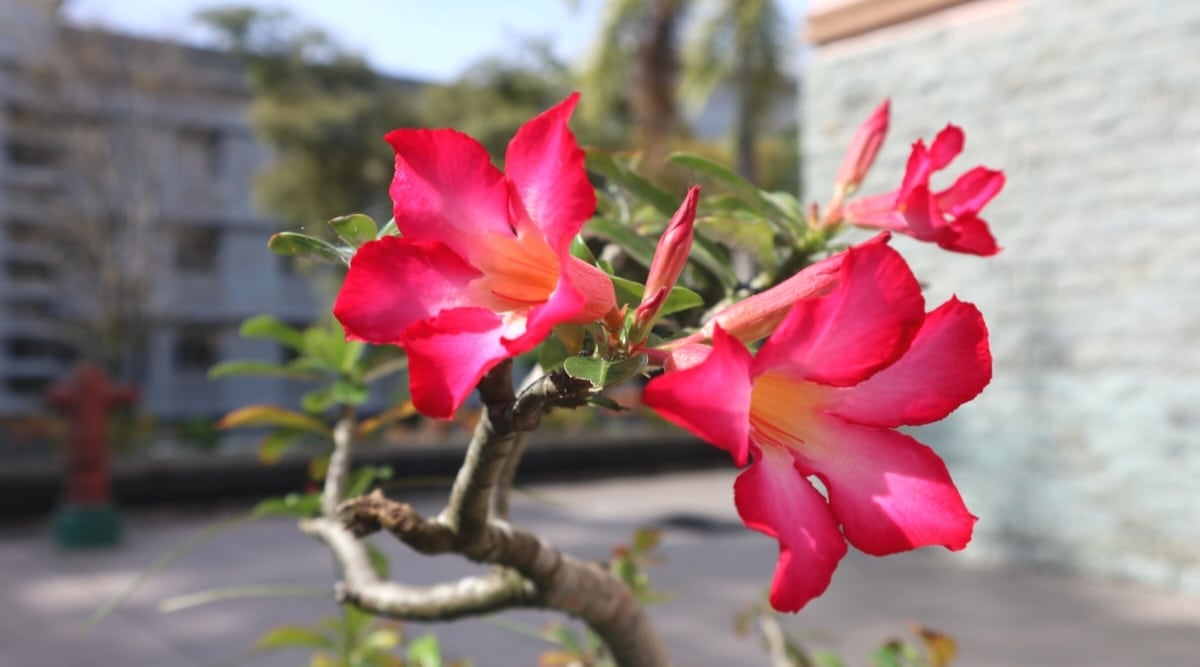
xmin=48 ymin=363 xmax=137 ymax=549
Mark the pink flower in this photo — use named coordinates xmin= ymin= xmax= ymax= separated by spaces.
xmin=846 ymin=125 xmax=1005 ymax=256
xmin=642 ymin=238 xmax=990 ymax=612
xmin=333 ymin=94 xmax=615 ymax=418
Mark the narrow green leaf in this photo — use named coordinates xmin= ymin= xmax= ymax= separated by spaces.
xmin=208 ymin=360 xmax=321 ymax=382
xmin=256 ymin=625 xmax=337 ymax=651
xmin=239 ymin=315 xmax=305 ymax=350
xmin=811 ymin=651 xmax=849 ymax=667
xmin=328 ymin=213 xmax=377 ymax=248
xmin=537 ymin=334 xmax=570 ymax=372
xmin=610 ymin=275 xmax=647 ymax=308
xmin=258 ymin=428 xmax=304 ymax=465
xmin=407 ymin=633 xmax=444 ymax=667
xmin=160 ymin=586 xmax=330 ymax=614
xmin=365 ymin=542 xmax=391 ymax=580
xmin=563 ymin=354 xmax=647 ymax=388
xmin=584 ymin=217 xmax=656 ymax=268
xmin=587 ymin=394 xmax=626 ymax=411
xmin=609 ymin=277 xmax=702 ymax=317
xmin=345 ymin=465 xmax=393 ymax=498
xmin=301 ymin=386 xmax=336 ymax=414
xmin=658 ymin=286 xmax=703 ymax=317
xmin=585 ymin=147 xmax=680 ymax=215
xmin=217 ymin=405 xmax=331 ymax=436
xmin=355 ymin=401 xmax=416 ymax=438
xmin=376 ymin=217 xmax=399 ymax=238
xmin=331 ymin=379 xmax=368 ymax=406
xmin=360 ymin=627 xmax=402 ymax=654
xmin=569 ymin=235 xmax=597 ymax=264
xmin=252 ymin=492 xmax=321 ymax=518
xmin=267 ymin=231 xmax=351 ymax=266
xmin=697 ymin=212 xmax=780 ymax=271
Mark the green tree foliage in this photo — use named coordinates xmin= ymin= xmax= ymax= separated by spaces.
xmin=195 ymin=7 xmax=421 ymax=227
xmin=418 ymin=40 xmax=577 ymax=161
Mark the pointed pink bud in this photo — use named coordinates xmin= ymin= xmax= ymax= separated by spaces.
xmin=630 ymin=285 xmax=669 ymax=344
xmin=835 ymin=100 xmax=890 ymax=196
xmin=642 ymin=186 xmax=700 ymax=305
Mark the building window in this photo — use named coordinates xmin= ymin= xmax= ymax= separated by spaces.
xmin=4 ymin=376 xmax=52 ymax=397
xmin=4 ymin=259 xmax=55 ymax=282
xmin=4 ymin=337 xmax=75 ymax=361
xmin=178 ymin=127 xmax=223 ymax=179
xmin=4 ymin=140 xmax=57 ymax=168
xmin=173 ymin=326 xmax=220 ymax=373
xmin=4 ymin=299 xmax=56 ymax=318
xmin=174 ymin=227 xmax=221 ymax=272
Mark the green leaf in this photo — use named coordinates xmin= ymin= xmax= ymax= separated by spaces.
xmin=667 ymin=151 xmax=786 ymax=215
xmin=356 ymin=401 xmax=417 ymax=438
xmin=268 ymin=231 xmax=351 ymax=266
xmin=587 ymin=394 xmax=626 ymax=411
xmin=569 ymin=235 xmax=597 ymax=264
xmin=376 ymin=217 xmax=399 ymax=238
xmin=345 ymin=465 xmax=393 ymax=498
xmin=609 ymin=276 xmax=703 ymax=317
xmin=541 ymin=623 xmax=584 ymax=654
xmin=610 ymin=275 xmax=646 ymax=308
xmin=563 ymin=354 xmax=647 ymax=388
xmin=359 ymin=345 xmax=408 ymax=383
xmin=365 ymin=541 xmax=391 ymax=579
xmin=217 ymin=405 xmax=331 ymax=437
xmin=328 ymin=213 xmax=377 ymax=247
xmin=208 ymin=360 xmax=322 ymax=382
xmin=870 ymin=641 xmax=908 ymax=667
xmin=697 ymin=212 xmax=779 ymax=272
xmin=258 ymin=428 xmax=305 ymax=465
xmin=331 ymin=379 xmax=368 ymax=406
xmin=537 ymin=334 xmax=570 ymax=372
xmin=811 ymin=651 xmax=849 ymax=667
xmin=239 ymin=315 xmax=305 ymax=350
xmin=585 ymin=147 xmax=680 ymax=215
xmin=301 ymin=386 xmax=337 ymax=414
xmin=360 ymin=627 xmax=402 ymax=654
xmin=631 ymin=528 xmax=661 ymax=554
xmin=253 ymin=492 xmax=322 ymax=518
xmin=407 ymin=633 xmax=444 ymax=667
xmin=584 ymin=217 xmax=656 ymax=268
xmin=256 ymin=625 xmax=336 ymax=651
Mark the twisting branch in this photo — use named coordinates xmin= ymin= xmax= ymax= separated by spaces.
xmin=309 ymin=359 xmax=670 ymax=666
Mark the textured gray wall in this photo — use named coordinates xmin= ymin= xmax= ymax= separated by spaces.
xmin=802 ymin=0 xmax=1200 ymax=592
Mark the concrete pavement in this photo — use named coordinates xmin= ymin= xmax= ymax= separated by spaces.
xmin=3 ymin=469 xmax=1199 ymax=666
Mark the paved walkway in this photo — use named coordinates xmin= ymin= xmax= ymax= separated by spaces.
xmin=4 ymin=470 xmax=1200 ymax=667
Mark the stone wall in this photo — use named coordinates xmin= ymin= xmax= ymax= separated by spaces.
xmin=802 ymin=0 xmax=1200 ymax=592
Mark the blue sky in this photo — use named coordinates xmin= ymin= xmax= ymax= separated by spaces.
xmin=63 ymin=0 xmax=808 ymax=83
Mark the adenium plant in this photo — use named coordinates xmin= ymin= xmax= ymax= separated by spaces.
xmin=244 ymin=94 xmax=1003 ymax=666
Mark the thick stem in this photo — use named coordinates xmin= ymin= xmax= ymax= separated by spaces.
xmin=343 ymin=492 xmax=671 ymax=667
xmin=322 ymin=405 xmax=357 ymax=519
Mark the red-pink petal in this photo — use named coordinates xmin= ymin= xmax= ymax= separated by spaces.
xmin=825 ymin=298 xmax=991 ymax=427
xmin=386 ymin=127 xmax=510 ymax=262
xmin=504 ymin=93 xmax=595 ymax=255
xmin=401 ymin=308 xmax=511 ymax=419
xmin=642 ymin=326 xmax=753 ymax=465
xmin=927 ymin=125 xmax=964 ymax=170
xmin=795 ymin=416 xmax=976 ymax=556
xmin=734 ymin=445 xmax=848 ymax=612
xmin=504 ymin=256 xmax=614 ymax=356
xmin=936 ymin=167 xmax=1005 ymax=218
xmin=753 ymin=240 xmax=924 ymax=387
xmin=334 ymin=237 xmax=481 ymax=344
xmin=845 ymin=191 xmax=908 ymax=231
xmin=898 ymin=184 xmax=943 ymax=237
xmin=941 ymin=215 xmax=1001 ymax=256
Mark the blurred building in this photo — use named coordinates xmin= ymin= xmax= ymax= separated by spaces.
xmin=0 ymin=0 xmax=324 ymax=419
xmin=803 ymin=0 xmax=1199 ymax=592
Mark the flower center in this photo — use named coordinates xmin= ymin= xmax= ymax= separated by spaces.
xmin=471 ymin=226 xmax=560 ymax=312
xmin=748 ymin=371 xmax=827 ymax=451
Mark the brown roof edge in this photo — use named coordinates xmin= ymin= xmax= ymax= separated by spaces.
xmin=806 ymin=0 xmax=978 ymax=46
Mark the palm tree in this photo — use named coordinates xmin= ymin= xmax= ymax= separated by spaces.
xmin=578 ymin=0 xmax=690 ymax=168
xmin=681 ymin=0 xmax=791 ymax=182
